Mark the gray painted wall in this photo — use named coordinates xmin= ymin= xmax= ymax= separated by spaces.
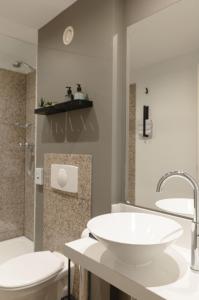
xmin=36 ymin=2 xmax=126 ymax=299
xmin=36 ymin=0 xmax=125 ymax=248
xmin=35 ymin=0 xmax=181 ymax=247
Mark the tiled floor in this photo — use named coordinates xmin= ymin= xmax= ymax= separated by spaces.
xmin=0 ymin=236 xmax=34 ymax=264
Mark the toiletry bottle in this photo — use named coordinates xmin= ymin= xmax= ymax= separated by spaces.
xmin=66 ymin=86 xmax=74 ymax=101
xmin=74 ymin=84 xmax=85 ymax=100
xmin=40 ymin=97 xmax=45 ymax=107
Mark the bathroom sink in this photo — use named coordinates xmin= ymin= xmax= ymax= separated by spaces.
xmin=156 ymin=198 xmax=193 ymax=218
xmin=87 ymin=212 xmax=183 ymax=265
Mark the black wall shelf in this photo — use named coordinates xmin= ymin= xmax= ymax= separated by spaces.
xmin=34 ymin=100 xmax=93 ymax=115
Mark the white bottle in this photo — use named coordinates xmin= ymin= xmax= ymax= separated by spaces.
xmin=74 ymin=84 xmax=85 ymax=100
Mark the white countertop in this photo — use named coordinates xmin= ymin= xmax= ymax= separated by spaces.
xmin=64 ymin=237 xmax=199 ymax=300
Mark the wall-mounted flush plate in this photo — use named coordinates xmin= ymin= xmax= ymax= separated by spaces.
xmin=51 ymin=164 xmax=78 ymax=193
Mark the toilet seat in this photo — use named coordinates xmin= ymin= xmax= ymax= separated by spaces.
xmin=0 ymin=251 xmax=64 ymax=290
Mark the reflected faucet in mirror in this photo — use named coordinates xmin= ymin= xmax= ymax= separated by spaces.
xmin=156 ymin=171 xmax=199 ymax=271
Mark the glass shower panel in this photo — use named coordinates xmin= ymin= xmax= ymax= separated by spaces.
xmin=0 ymin=33 xmax=36 ymax=246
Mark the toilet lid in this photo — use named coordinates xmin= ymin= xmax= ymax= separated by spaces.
xmin=0 ymin=251 xmax=64 ymax=289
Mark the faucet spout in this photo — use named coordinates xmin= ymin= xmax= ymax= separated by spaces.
xmin=156 ymin=170 xmax=199 ymax=271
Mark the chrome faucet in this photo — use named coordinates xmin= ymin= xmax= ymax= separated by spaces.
xmin=156 ymin=171 xmax=199 ymax=271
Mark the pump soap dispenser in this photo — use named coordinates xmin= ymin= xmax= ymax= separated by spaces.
xmin=74 ymin=84 xmax=85 ymax=100
xmin=65 ymin=86 xmax=74 ymax=101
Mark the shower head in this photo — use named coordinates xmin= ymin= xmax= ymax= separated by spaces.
xmin=12 ymin=61 xmax=35 ymax=72
xmin=12 ymin=61 xmax=22 ymax=68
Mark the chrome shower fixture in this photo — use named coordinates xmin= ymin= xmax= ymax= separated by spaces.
xmin=18 ymin=142 xmax=34 ymax=176
xmin=12 ymin=61 xmax=35 ymax=72
xmin=19 ymin=142 xmax=34 ymax=150
xmin=15 ymin=122 xmax=32 ymax=129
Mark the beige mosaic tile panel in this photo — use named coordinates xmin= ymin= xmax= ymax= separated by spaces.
xmin=43 ymin=153 xmax=92 ymax=299
xmin=43 ymin=153 xmax=92 ymax=252
xmin=128 ymin=84 xmax=136 ymax=204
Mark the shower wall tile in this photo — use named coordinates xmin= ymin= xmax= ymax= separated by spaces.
xmin=0 ymin=125 xmax=25 ymax=151
xmin=43 ymin=153 xmax=92 ymax=298
xmin=0 ymin=202 xmax=24 ymax=234
xmin=0 ymin=69 xmax=26 ymax=125
xmin=24 ymin=71 xmax=36 ymax=241
xmin=0 ymin=150 xmax=25 ymax=177
xmin=0 ymin=177 xmax=24 ymax=205
xmin=0 ymin=231 xmax=23 ymax=242
xmin=0 ymin=69 xmax=26 ymax=240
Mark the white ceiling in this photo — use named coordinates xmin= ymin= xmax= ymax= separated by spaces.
xmin=0 ymin=0 xmax=77 ymax=29
xmin=0 ymin=0 xmax=77 ymax=72
xmin=0 ymin=34 xmax=37 ymax=73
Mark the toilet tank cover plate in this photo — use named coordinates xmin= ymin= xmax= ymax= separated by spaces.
xmin=0 ymin=251 xmax=64 ymax=289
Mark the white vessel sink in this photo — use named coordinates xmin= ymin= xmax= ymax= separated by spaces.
xmin=156 ymin=198 xmax=193 ymax=218
xmin=87 ymin=212 xmax=183 ymax=265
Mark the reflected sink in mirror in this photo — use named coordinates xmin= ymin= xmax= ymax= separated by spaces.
xmin=156 ymin=198 xmax=194 ymax=218
xmin=87 ymin=213 xmax=183 ymax=266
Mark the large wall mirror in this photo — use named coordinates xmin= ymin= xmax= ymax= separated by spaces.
xmin=126 ymin=0 xmax=199 ymax=217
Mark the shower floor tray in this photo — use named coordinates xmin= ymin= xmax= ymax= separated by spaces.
xmin=0 ymin=236 xmax=34 ymax=264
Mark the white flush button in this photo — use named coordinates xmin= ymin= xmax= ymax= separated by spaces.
xmin=57 ymin=169 xmax=68 ymax=188
xmin=51 ymin=164 xmax=78 ymax=193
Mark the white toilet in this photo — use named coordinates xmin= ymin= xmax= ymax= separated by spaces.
xmin=0 ymin=251 xmax=74 ymax=300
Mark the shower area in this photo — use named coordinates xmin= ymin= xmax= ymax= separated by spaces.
xmin=0 ymin=34 xmax=36 ymax=262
